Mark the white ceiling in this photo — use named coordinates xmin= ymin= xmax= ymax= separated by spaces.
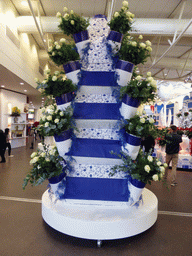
xmin=2 ymin=0 xmax=192 ymax=107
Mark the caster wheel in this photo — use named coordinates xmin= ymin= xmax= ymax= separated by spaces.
xmin=97 ymin=240 xmax=102 ymax=247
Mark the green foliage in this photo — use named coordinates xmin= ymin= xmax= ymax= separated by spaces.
xmin=111 ymin=150 xmax=167 ymax=185
xmin=58 ymin=10 xmax=89 ymax=36
xmin=48 ymin=39 xmax=80 ymax=66
xmin=36 ymin=70 xmax=77 ymax=98
xmin=118 ymin=35 xmax=152 ymax=65
xmin=156 ymin=127 xmax=169 ymax=147
xmin=23 ymin=144 xmax=64 ymax=189
xmin=124 ymin=114 xmax=156 ymax=138
xmin=37 ymin=104 xmax=74 ymax=137
xmin=108 ymin=3 xmax=133 ymax=34
xmin=120 ymin=73 xmax=157 ymax=104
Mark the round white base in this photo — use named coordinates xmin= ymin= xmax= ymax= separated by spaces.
xmin=42 ymin=188 xmax=158 ymax=241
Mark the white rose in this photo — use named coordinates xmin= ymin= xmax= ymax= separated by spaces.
xmin=48 ymin=46 xmax=53 ymax=52
xmin=136 ymin=75 xmax=142 ymax=80
xmin=128 ymin=17 xmax=133 ymax=22
xmin=147 ymin=72 xmax=151 ymax=77
xmin=60 ymin=38 xmax=66 ymax=43
xmin=71 ymin=20 xmax=75 ymax=25
xmin=146 ymin=76 xmax=153 ymax=82
xmin=52 ymin=76 xmax=57 ymax=81
xmin=138 ymin=35 xmax=143 ymax=40
xmin=152 ymin=174 xmax=159 ymax=181
xmin=140 ymin=42 xmax=146 ymax=48
xmin=144 ymin=165 xmax=151 ymax=173
xmin=146 ymin=40 xmax=151 ymax=46
xmin=131 ymin=41 xmax=137 ymax=47
xmin=52 ymin=52 xmax=56 ymax=56
xmin=54 ymin=41 xmax=58 ymax=45
xmin=157 ymin=161 xmax=162 ymax=166
xmin=41 ymin=116 xmax=46 ymax=121
xmin=56 ymin=12 xmax=62 ymax=18
xmin=54 ymin=71 xmax=60 ymax=76
xmin=164 ymin=163 xmax=168 ymax=168
xmin=44 ymin=122 xmax=49 ymax=127
xmin=63 ymin=7 xmax=68 ymax=12
xmin=114 ymin=12 xmax=119 ymax=17
xmin=122 ymin=1 xmax=129 ymax=7
xmin=64 ymin=13 xmax=69 ymax=20
xmin=147 ymin=156 xmax=153 ymax=162
xmin=126 ymin=11 xmax=131 ymax=17
xmin=49 ymin=150 xmax=55 ymax=155
xmin=54 ymin=118 xmax=60 ymax=123
xmin=40 ymin=152 xmax=46 ymax=157
xmin=70 ymin=10 xmax=74 ymax=14
xmin=140 ymin=118 xmax=145 ymax=123
xmin=160 ymin=166 xmax=165 ymax=173
xmin=31 ymin=152 xmax=37 ymax=158
xmin=60 ymin=111 xmax=64 ymax=116
xmin=149 ymin=118 xmax=155 ymax=123
xmin=56 ymin=44 xmax=61 ymax=50
xmin=131 ymin=13 xmax=135 ymax=18
xmin=146 ymin=46 xmax=152 ymax=52
xmin=33 ymin=156 xmax=39 ymax=163
xmin=42 ymin=80 xmax=47 ymax=84
xmin=47 ymin=115 xmax=52 ymax=121
xmin=45 ymin=157 xmax=50 ymax=162
xmin=150 ymin=80 xmax=157 ymax=87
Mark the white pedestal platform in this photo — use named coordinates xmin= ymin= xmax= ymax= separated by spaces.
xmin=42 ymin=188 xmax=158 ymax=244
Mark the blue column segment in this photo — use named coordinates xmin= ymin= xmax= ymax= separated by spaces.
xmin=79 ymin=71 xmax=117 ymax=86
xmin=66 ymin=138 xmax=122 ymax=158
xmin=64 ymin=177 xmax=129 ymax=201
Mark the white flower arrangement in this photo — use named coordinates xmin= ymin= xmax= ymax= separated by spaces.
xmin=37 ymin=104 xmax=74 ymax=137
xmin=23 ymin=144 xmax=65 ymax=189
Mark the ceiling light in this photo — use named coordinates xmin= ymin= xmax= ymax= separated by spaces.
xmin=20 ymin=82 xmax=24 ymax=85
xmin=1 ymin=85 xmax=5 ymax=87
xmin=24 ymin=89 xmax=27 ymax=92
xmin=21 ymin=1 xmax=28 ymax=7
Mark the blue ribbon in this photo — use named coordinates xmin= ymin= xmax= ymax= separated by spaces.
xmin=122 ymin=94 xmax=140 ymax=108
xmin=55 ymin=92 xmax=74 ymax=106
xmin=63 ymin=61 xmax=80 ymax=74
xmin=66 ymin=138 xmax=122 ymax=158
xmin=54 ymin=129 xmax=72 ymax=142
xmin=48 ymin=169 xmax=66 ymax=184
xmin=64 ymin=177 xmax=129 ymax=201
xmin=73 ymin=30 xmax=89 ymax=43
xmin=79 ymin=71 xmax=117 ymax=86
xmin=125 ymin=133 xmax=141 ymax=146
xmin=115 ymin=59 xmax=134 ymax=72
xmin=73 ymin=102 xmax=121 ymax=120
xmin=129 ymin=176 xmax=145 ymax=188
xmin=107 ymin=31 xmax=123 ymax=43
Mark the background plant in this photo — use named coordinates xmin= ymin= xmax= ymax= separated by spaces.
xmin=108 ymin=1 xmax=134 ymax=34
xmin=118 ymin=34 xmax=152 ymax=65
xmin=23 ymin=144 xmax=65 ymax=189
xmin=48 ymin=38 xmax=80 ymax=66
xmin=37 ymin=104 xmax=74 ymax=137
xmin=120 ymin=72 xmax=157 ymax=104
xmin=57 ymin=8 xmax=89 ymax=36
xmin=11 ymin=106 xmax=21 ymax=116
xmin=36 ymin=70 xmax=77 ymax=98
xmin=111 ymin=149 xmax=166 ymax=185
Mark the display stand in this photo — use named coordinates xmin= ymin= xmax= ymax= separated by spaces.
xmin=42 ymin=188 xmax=158 ymax=247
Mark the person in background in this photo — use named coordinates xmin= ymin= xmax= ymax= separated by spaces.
xmin=0 ymin=129 xmax=6 ymax=163
xmin=141 ymin=134 xmax=155 ymax=154
xmin=164 ymin=125 xmax=182 ymax=186
xmin=5 ymin=128 xmax=13 ymax=157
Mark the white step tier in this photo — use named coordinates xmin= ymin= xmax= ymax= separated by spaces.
xmin=42 ymin=188 xmax=158 ymax=241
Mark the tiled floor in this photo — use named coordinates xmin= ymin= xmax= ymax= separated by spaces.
xmin=0 ymin=139 xmax=192 ymax=256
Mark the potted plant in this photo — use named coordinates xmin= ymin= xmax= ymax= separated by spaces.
xmin=47 ymin=38 xmax=80 ymax=83
xmin=57 ymin=8 xmax=90 ymax=57
xmin=122 ymin=113 xmax=156 ymax=159
xmin=23 ymin=144 xmax=66 ymax=199
xmin=156 ymin=127 xmax=169 ymax=150
xmin=107 ymin=0 xmax=134 ymax=52
xmin=120 ymin=72 xmax=157 ymax=119
xmin=11 ymin=106 xmax=21 ymax=123
xmin=37 ymin=104 xmax=74 ymax=157
xmin=110 ymin=149 xmax=167 ymax=205
xmin=36 ymin=70 xmax=77 ymax=110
